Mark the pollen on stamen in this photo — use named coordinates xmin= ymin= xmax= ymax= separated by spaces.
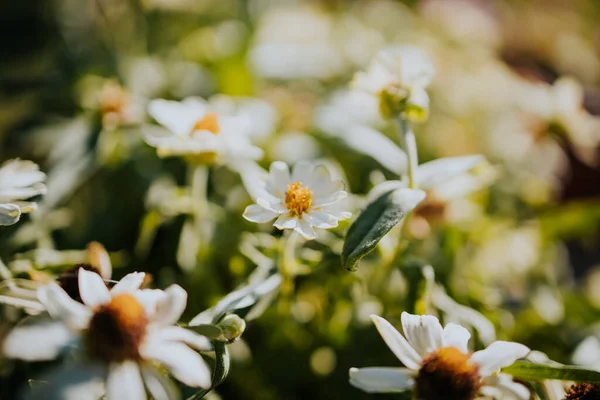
xmin=86 ymin=293 xmax=148 ymax=363
xmin=285 ymin=181 xmax=313 ymax=217
xmin=416 ymin=346 xmax=481 ymax=400
xmin=192 ymin=112 xmax=220 ymax=135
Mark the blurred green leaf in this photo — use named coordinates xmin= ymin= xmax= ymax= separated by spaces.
xmin=502 ymin=360 xmax=600 ymax=383
xmin=342 ymin=188 xmax=425 ymax=271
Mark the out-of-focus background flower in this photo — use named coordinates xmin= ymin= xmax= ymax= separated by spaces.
xmin=1 ymin=0 xmax=600 ymax=398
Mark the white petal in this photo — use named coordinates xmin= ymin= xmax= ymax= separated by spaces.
xmin=37 ymin=283 xmax=91 ymax=330
xmin=243 ymin=204 xmax=278 ymax=223
xmin=152 ymin=285 xmax=187 ymax=326
xmin=142 ymin=341 xmax=211 ymax=388
xmin=481 ymin=373 xmax=530 ymax=400
xmin=140 ymin=365 xmax=180 ymax=400
xmin=416 ymin=155 xmax=485 ymax=190
xmin=148 ymin=326 xmax=212 ymax=352
xmin=291 ymin=161 xmax=313 ymax=184
xmin=3 ymin=319 xmax=76 ymax=361
xmin=304 ymin=210 xmax=338 ymax=229
xmin=470 ymin=341 xmax=530 ymax=377
xmin=78 ymin=269 xmax=111 ymax=309
xmin=366 ymin=180 xmax=405 ymax=204
xmin=148 ymin=99 xmax=200 ymax=137
xmin=349 ymin=367 xmax=414 ymax=393
xmin=134 ymin=289 xmax=167 ymax=317
xmin=268 ymin=161 xmax=290 ymax=197
xmin=26 ymin=361 xmax=105 ymax=400
xmin=106 ymin=361 xmax=146 ymax=400
xmin=273 ymin=214 xmax=297 ymax=230
xmin=442 ymin=323 xmax=471 ymax=354
xmin=400 ymin=312 xmax=444 ymax=357
xmin=370 ymin=315 xmax=422 ymax=370
xmin=312 ymin=190 xmax=347 ymax=207
xmin=343 ymin=125 xmax=407 ymax=174
xmin=390 ymin=188 xmax=426 ymax=214
xmin=256 ymin=197 xmax=287 ymax=213
xmin=0 ymin=203 xmax=21 ymax=225
xmin=294 ymin=218 xmax=317 ymax=240
xmin=111 ymin=272 xmax=146 ymax=295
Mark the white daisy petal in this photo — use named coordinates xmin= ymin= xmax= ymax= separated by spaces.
xmin=37 ymin=283 xmax=92 ymax=330
xmin=370 ymin=315 xmax=422 ymax=370
xmin=78 ymin=269 xmax=111 ymax=309
xmin=481 ymin=373 xmax=530 ymax=400
xmin=304 ymin=210 xmax=338 ymax=229
xmin=269 ymin=161 xmax=291 ymax=196
xmin=3 ymin=319 xmax=76 ymax=361
xmin=148 ymin=99 xmax=199 ymax=137
xmin=291 ymin=161 xmax=313 ymax=184
xmin=106 ymin=361 xmax=146 ymax=400
xmin=134 ymin=289 xmax=167 ymax=317
xmin=415 ymin=155 xmax=485 ymax=191
xmin=148 ymin=326 xmax=213 ymax=352
xmin=442 ymin=323 xmax=471 ymax=354
xmin=152 ymin=284 xmax=188 ymax=326
xmin=142 ymin=341 xmax=211 ymax=388
xmin=110 ymin=272 xmax=146 ymax=295
xmin=294 ymin=218 xmax=317 ymax=240
xmin=349 ymin=367 xmax=414 ymax=393
xmin=470 ymin=341 xmax=530 ymax=377
xmin=140 ymin=365 xmax=180 ymax=400
xmin=243 ymin=204 xmax=278 ymax=223
xmin=256 ymin=197 xmax=287 ymax=213
xmin=274 ymin=214 xmax=297 ymax=230
xmin=401 ymin=312 xmax=443 ymax=357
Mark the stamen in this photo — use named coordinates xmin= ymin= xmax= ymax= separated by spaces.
xmin=416 ymin=347 xmax=480 ymax=400
xmin=86 ymin=293 xmax=148 ymax=362
xmin=192 ymin=112 xmax=220 ymax=135
xmin=285 ymin=181 xmax=313 ymax=216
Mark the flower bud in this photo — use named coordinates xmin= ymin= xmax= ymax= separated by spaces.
xmin=217 ymin=314 xmax=246 ymax=342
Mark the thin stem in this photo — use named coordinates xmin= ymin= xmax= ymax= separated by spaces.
xmin=397 ymin=117 xmax=419 ymax=189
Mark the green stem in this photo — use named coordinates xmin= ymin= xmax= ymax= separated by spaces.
xmin=397 ymin=117 xmax=418 ymax=189
xmin=188 ymin=164 xmax=210 ymax=261
xmin=187 ymin=341 xmax=230 ymax=400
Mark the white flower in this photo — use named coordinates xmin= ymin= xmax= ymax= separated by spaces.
xmin=243 ymin=161 xmax=351 ymax=240
xmin=0 ymin=159 xmax=46 ymax=226
xmin=143 ymin=97 xmax=263 ymax=165
xmin=352 ymin=46 xmax=435 ymax=120
xmin=349 ymin=313 xmax=530 ymax=399
xmin=3 ymin=270 xmax=212 ymax=399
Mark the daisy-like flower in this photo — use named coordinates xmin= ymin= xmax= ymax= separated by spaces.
xmin=3 ymin=270 xmax=212 ymax=399
xmin=349 ymin=313 xmax=530 ymax=400
xmin=352 ymin=46 xmax=435 ymax=121
xmin=243 ymin=161 xmax=351 ymax=240
xmin=143 ymin=97 xmax=263 ymax=165
xmin=0 ymin=159 xmax=46 ymax=226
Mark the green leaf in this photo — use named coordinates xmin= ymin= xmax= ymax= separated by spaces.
xmin=342 ymin=188 xmax=425 ymax=271
xmin=502 ymin=360 xmax=600 ymax=384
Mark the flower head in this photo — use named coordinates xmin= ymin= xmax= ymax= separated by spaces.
xmin=243 ymin=161 xmax=351 ymax=240
xmin=143 ymin=97 xmax=263 ymax=165
xmin=0 ymin=159 xmax=46 ymax=226
xmin=349 ymin=313 xmax=530 ymax=400
xmin=3 ymin=270 xmax=212 ymax=399
xmin=352 ymin=46 xmax=435 ymax=120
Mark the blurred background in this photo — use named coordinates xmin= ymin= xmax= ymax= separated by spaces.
xmin=1 ymin=0 xmax=600 ymax=399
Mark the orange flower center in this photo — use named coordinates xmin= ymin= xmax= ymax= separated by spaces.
xmin=99 ymin=82 xmax=130 ymax=116
xmin=86 ymin=293 xmax=148 ymax=362
xmin=191 ymin=112 xmax=220 ymax=136
xmin=416 ymin=347 xmax=480 ymax=400
xmin=285 ymin=181 xmax=313 ymax=216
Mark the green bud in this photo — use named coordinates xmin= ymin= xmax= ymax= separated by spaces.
xmin=217 ymin=314 xmax=246 ymax=342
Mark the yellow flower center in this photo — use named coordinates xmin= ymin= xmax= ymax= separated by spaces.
xmin=86 ymin=293 xmax=148 ymax=362
xmin=285 ymin=181 xmax=313 ymax=217
xmin=416 ymin=347 xmax=480 ymax=400
xmin=191 ymin=112 xmax=220 ymax=136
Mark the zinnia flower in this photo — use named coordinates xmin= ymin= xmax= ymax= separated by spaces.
xmin=3 ymin=270 xmax=212 ymax=399
xmin=243 ymin=161 xmax=351 ymax=240
xmin=349 ymin=313 xmax=530 ymax=399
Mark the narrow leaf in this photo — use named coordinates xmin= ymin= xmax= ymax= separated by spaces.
xmin=342 ymin=188 xmax=425 ymax=271
xmin=502 ymin=360 xmax=600 ymax=384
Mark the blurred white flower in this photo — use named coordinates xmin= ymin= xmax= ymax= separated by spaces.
xmin=349 ymin=313 xmax=530 ymax=399
xmin=352 ymin=46 xmax=435 ymax=120
xmin=243 ymin=161 xmax=351 ymax=240
xmin=0 ymin=159 xmax=46 ymax=226
xmin=143 ymin=97 xmax=263 ymax=165
xmin=3 ymin=270 xmax=212 ymax=399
